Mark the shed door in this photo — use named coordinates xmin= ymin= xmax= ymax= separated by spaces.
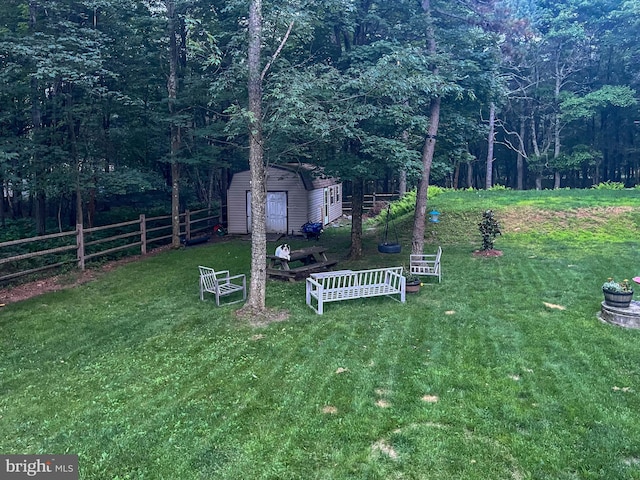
xmin=246 ymin=191 xmax=287 ymax=233
xmin=266 ymin=192 xmax=287 ymax=233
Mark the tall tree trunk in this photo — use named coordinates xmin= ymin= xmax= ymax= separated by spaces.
xmin=220 ymin=166 xmax=229 ymax=224
xmin=242 ymin=0 xmax=268 ymax=313
xmin=30 ymin=1 xmax=46 ymax=235
xmin=398 ymin=170 xmax=407 ymax=197
xmin=349 ymin=178 xmax=364 ymax=259
xmin=517 ymin=115 xmax=526 ymax=190
xmin=412 ymin=98 xmax=440 ymax=255
xmin=35 ymin=192 xmax=46 ymax=234
xmin=167 ymin=0 xmax=181 ymax=249
xmin=485 ymin=102 xmax=496 ymax=189
xmin=0 ymin=177 xmax=5 ymax=227
xmin=530 ymin=112 xmax=542 ymax=190
xmin=64 ymin=102 xmax=83 ymax=228
xmin=412 ymin=0 xmax=441 ymax=256
xmin=553 ymin=68 xmax=562 ymax=189
xmin=399 ymin=129 xmax=409 ymax=196
xmin=466 ymin=160 xmax=473 ymax=188
xmin=452 ymin=162 xmax=459 ymax=189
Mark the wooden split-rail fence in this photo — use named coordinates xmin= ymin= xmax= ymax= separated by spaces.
xmin=0 ymin=208 xmax=221 ymax=284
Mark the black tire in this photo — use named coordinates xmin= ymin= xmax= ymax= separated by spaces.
xmin=378 ymin=243 xmax=402 ymax=254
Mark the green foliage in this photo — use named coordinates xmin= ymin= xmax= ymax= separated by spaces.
xmin=384 ymin=191 xmax=417 ymax=220
xmin=375 ymin=187 xmax=446 ymax=225
xmin=1 ymin=0 xmax=639 ymax=239
xmin=561 ymin=86 xmax=637 ymax=123
xmin=487 ymin=184 xmax=511 ymax=191
xmin=427 ymin=185 xmax=447 ymax=198
xmin=478 ymin=209 xmax=501 ymax=250
xmin=592 ymin=181 xmax=626 ymax=190
xmin=602 ymin=278 xmax=632 ymax=293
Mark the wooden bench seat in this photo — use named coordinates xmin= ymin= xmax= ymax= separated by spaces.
xmin=268 ymin=260 xmax=338 ymax=281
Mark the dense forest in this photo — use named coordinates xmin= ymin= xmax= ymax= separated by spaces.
xmin=1 ymin=0 xmax=639 ymax=234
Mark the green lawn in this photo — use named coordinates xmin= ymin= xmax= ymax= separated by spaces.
xmin=2 ymin=189 xmax=640 ymax=479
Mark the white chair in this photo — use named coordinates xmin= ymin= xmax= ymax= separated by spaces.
xmin=409 ymin=246 xmax=442 ymax=283
xmin=199 ymin=266 xmax=246 ymax=306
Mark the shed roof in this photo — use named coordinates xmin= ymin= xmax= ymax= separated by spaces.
xmin=234 ymin=163 xmax=339 ymax=191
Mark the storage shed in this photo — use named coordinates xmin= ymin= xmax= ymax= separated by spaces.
xmin=227 ymin=163 xmax=342 ymax=235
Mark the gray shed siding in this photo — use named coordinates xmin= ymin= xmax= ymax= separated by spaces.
xmin=227 ymin=166 xmax=342 ymax=235
xmin=327 ymin=184 xmax=342 ymax=222
xmin=307 ymin=184 xmax=342 ymax=224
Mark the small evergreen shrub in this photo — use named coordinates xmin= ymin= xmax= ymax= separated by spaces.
xmin=478 ymin=209 xmax=501 ymax=250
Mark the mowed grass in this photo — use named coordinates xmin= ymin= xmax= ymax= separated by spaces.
xmin=2 ymin=189 xmax=640 ymax=479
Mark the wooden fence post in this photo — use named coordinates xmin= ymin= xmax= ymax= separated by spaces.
xmin=140 ymin=214 xmax=146 ymax=255
xmin=185 ymin=209 xmax=191 ymax=241
xmin=76 ymin=223 xmax=85 ymax=270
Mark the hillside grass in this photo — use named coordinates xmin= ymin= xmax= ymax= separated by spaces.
xmin=2 ymin=189 xmax=640 ymax=479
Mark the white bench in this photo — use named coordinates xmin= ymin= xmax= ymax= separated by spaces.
xmin=199 ymin=266 xmax=247 ymax=306
xmin=305 ymin=267 xmax=406 ymax=315
xmin=410 ymin=246 xmax=442 ymax=283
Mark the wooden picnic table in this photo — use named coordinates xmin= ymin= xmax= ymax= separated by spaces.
xmin=267 ymin=246 xmax=338 ymax=281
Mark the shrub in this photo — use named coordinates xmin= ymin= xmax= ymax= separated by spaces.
xmin=488 ymin=184 xmax=511 ymax=191
xmin=478 ymin=209 xmax=501 ymax=251
xmin=592 ymin=181 xmax=625 ymax=190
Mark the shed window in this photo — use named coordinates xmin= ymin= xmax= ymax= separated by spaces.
xmin=330 ymin=187 xmax=335 ymax=205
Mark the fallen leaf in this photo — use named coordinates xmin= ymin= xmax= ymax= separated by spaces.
xmin=335 ymin=367 xmax=349 ymax=374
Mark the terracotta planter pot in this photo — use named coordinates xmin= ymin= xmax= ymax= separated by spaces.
xmin=406 ymin=281 xmax=421 ymax=293
xmin=603 ymin=289 xmax=634 ymax=308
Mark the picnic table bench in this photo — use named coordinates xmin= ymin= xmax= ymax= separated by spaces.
xmin=267 ymin=246 xmax=338 ymax=281
xmin=305 ymin=266 xmax=406 ymax=314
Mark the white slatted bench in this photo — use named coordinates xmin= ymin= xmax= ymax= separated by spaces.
xmin=305 ymin=267 xmax=406 ymax=315
xmin=410 ymin=246 xmax=442 ymax=283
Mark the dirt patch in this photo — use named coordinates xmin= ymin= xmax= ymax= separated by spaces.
xmin=371 ymin=440 xmax=398 ymax=460
xmin=421 ymin=395 xmax=439 ymax=403
xmin=501 ymin=205 xmax=635 ymax=233
xmin=472 ymin=249 xmax=503 ymax=257
xmin=0 ymin=245 xmax=172 ymax=305
xmin=234 ymin=307 xmax=290 ymax=327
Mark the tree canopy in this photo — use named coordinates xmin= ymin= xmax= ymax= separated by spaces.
xmin=1 ymin=0 xmax=638 ymax=235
